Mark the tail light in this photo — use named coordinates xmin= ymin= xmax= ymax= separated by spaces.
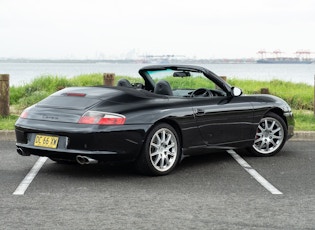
xmin=20 ymin=110 xmax=28 ymax=119
xmin=19 ymin=106 xmax=32 ymax=119
xmin=78 ymin=111 xmax=126 ymax=125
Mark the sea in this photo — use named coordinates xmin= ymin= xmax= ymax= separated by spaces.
xmin=1 ymin=62 xmax=315 ymax=86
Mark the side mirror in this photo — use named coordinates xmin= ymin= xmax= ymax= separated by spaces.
xmin=231 ymin=87 xmax=242 ymax=97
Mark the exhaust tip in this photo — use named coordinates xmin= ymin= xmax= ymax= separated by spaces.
xmin=76 ymin=155 xmax=98 ymax=165
xmin=17 ymin=148 xmax=30 ymax=156
xmin=76 ymin=155 xmax=87 ymax=165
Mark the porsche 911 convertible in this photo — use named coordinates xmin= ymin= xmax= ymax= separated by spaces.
xmin=15 ymin=65 xmax=294 ymax=175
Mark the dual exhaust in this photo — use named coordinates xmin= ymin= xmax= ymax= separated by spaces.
xmin=17 ymin=148 xmax=98 ymax=165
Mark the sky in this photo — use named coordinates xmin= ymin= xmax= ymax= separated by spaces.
xmin=1 ymin=0 xmax=315 ymax=59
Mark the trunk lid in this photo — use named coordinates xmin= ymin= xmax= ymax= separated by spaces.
xmin=25 ymin=87 xmax=124 ymax=123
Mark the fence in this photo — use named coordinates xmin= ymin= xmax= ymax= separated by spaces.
xmin=103 ymin=73 xmax=115 ymax=86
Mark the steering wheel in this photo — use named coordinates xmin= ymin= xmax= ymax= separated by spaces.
xmin=190 ymin=88 xmax=213 ymax=97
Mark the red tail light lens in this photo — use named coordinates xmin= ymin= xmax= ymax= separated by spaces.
xmin=20 ymin=110 xmax=28 ymax=119
xmin=20 ymin=107 xmax=32 ymax=119
xmin=78 ymin=111 xmax=126 ymax=125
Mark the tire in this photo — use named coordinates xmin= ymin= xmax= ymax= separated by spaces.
xmin=249 ymin=112 xmax=287 ymax=157
xmin=135 ymin=123 xmax=181 ymax=176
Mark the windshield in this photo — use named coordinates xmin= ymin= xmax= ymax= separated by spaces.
xmin=145 ymin=69 xmax=226 ymax=97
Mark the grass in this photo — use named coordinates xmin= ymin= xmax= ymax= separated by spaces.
xmin=1 ymin=73 xmax=314 ymax=131
xmin=228 ymin=79 xmax=313 ymax=110
xmin=293 ymin=110 xmax=315 ymax=131
xmin=0 ymin=115 xmax=19 ymax=130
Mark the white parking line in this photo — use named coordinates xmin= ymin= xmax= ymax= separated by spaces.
xmin=227 ymin=150 xmax=283 ymax=195
xmin=13 ymin=157 xmax=48 ymax=195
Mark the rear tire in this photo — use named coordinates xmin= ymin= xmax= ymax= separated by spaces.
xmin=135 ymin=123 xmax=181 ymax=176
xmin=249 ymin=112 xmax=287 ymax=157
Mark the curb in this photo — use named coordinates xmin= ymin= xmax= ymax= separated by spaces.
xmin=1 ymin=130 xmax=315 ymax=142
xmin=0 ymin=130 xmax=16 ymax=141
xmin=291 ymin=131 xmax=315 ymax=141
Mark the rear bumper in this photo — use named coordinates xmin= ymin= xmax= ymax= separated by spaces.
xmin=15 ymin=120 xmax=152 ymax=162
xmin=16 ymin=143 xmax=134 ymax=162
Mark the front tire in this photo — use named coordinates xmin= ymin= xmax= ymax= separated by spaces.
xmin=249 ymin=112 xmax=287 ymax=156
xmin=135 ymin=123 xmax=180 ymax=176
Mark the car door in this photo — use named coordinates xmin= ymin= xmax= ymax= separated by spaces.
xmin=191 ymin=96 xmax=255 ymax=147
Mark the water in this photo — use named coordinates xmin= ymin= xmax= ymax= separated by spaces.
xmin=1 ymin=62 xmax=315 ymax=86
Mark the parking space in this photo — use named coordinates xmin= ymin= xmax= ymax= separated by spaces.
xmin=0 ymin=141 xmax=38 ymax=195
xmin=1 ymin=140 xmax=314 ymax=229
xmin=237 ymin=141 xmax=315 ymax=196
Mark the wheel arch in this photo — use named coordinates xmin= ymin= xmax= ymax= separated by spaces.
xmin=266 ymin=108 xmax=288 ymax=127
xmin=139 ymin=118 xmax=183 ymax=156
xmin=155 ymin=118 xmax=183 ymax=149
xmin=250 ymin=108 xmax=288 ymax=156
xmin=135 ymin=118 xmax=183 ymax=175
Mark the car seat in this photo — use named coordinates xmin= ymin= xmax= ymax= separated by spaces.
xmin=117 ymin=79 xmax=132 ymax=87
xmin=154 ymin=80 xmax=173 ymax=96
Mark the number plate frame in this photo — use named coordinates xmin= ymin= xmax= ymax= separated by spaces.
xmin=34 ymin=134 xmax=59 ymax=149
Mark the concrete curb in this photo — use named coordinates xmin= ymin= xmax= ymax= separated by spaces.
xmin=0 ymin=130 xmax=16 ymax=141
xmin=1 ymin=130 xmax=315 ymax=142
xmin=292 ymin=131 xmax=315 ymax=141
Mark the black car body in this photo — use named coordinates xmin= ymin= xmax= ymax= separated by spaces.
xmin=15 ymin=65 xmax=294 ymax=175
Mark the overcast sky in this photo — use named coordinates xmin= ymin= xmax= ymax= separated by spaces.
xmin=1 ymin=0 xmax=315 ymax=59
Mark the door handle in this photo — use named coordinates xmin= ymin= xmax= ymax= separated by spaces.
xmin=194 ymin=108 xmax=205 ymax=116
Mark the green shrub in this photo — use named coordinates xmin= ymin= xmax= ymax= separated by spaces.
xmin=9 ymin=74 xmax=314 ymax=111
xmin=69 ymin=73 xmax=103 ymax=86
xmin=0 ymin=115 xmax=19 ymax=130
xmin=26 ymin=75 xmax=72 ymax=93
xmin=227 ymin=78 xmax=313 ymax=110
xmin=3 ymin=74 xmax=315 ymax=131
xmin=17 ymin=91 xmax=51 ymax=108
xmin=293 ymin=110 xmax=315 ymax=131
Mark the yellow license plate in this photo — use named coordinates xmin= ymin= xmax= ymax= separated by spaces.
xmin=34 ymin=135 xmax=59 ymax=149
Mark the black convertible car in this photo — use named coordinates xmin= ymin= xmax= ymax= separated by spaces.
xmin=15 ymin=65 xmax=294 ymax=175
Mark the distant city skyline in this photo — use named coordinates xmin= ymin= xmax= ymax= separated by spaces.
xmin=1 ymin=0 xmax=315 ymax=59
xmin=1 ymin=48 xmax=314 ymax=61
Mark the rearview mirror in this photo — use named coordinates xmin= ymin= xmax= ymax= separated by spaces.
xmin=173 ymin=71 xmax=191 ymax=77
xmin=231 ymin=87 xmax=242 ymax=97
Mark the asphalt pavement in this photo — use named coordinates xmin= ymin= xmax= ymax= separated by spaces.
xmin=0 ymin=138 xmax=314 ymax=229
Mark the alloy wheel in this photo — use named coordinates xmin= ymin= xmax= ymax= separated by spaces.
xmin=149 ymin=128 xmax=178 ymax=172
xmin=252 ymin=117 xmax=284 ymax=155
